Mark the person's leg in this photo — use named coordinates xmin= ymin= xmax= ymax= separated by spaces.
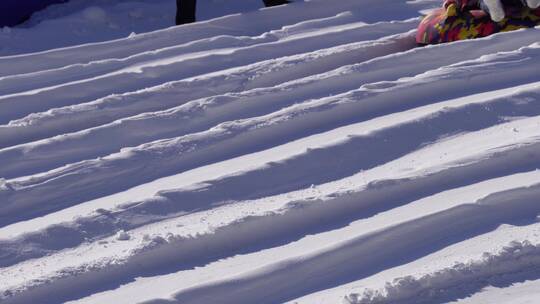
xmin=176 ymin=0 xmax=196 ymax=25
xmin=262 ymin=0 xmax=290 ymax=7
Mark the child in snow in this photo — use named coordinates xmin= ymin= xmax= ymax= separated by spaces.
xmin=176 ymin=0 xmax=291 ymax=25
xmin=444 ymin=0 xmax=540 ymax=21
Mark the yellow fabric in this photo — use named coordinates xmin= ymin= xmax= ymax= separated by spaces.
xmin=445 ymin=3 xmax=458 ymax=17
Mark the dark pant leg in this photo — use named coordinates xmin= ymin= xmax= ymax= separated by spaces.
xmin=176 ymin=0 xmax=196 ymax=25
xmin=262 ymin=0 xmax=290 ymax=7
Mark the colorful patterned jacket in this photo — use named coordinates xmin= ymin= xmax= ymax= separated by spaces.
xmin=443 ymin=0 xmax=533 ymax=12
xmin=417 ymin=0 xmax=540 ymax=44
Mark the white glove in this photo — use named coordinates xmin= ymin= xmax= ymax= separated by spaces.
xmin=525 ymin=0 xmax=540 ymax=8
xmin=483 ymin=0 xmax=540 ymax=22
xmin=482 ymin=0 xmax=506 ymax=21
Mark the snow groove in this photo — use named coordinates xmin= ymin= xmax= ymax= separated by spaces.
xmin=3 ymin=145 xmax=540 ymax=303
xmin=0 ymin=29 xmax=416 ymax=149
xmin=1 ymin=82 xmax=538 ymax=268
xmin=3 ymin=26 xmax=540 ymax=149
xmin=0 ymin=18 xmax=416 ymax=124
xmin=140 ymin=184 xmax=540 ymax=304
xmin=2 ymin=44 xmax=540 ymax=224
xmin=344 ymin=240 xmax=540 ymax=304
xmin=2 ymin=0 xmax=540 ymax=303
xmin=0 ymin=0 xmax=412 ymax=76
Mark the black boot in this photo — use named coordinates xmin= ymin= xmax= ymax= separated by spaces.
xmin=176 ymin=0 xmax=197 ymax=25
xmin=262 ymin=0 xmax=290 ymax=7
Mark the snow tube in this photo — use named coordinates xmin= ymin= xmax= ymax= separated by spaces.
xmin=0 ymin=0 xmax=68 ymax=27
xmin=416 ymin=3 xmax=540 ymax=45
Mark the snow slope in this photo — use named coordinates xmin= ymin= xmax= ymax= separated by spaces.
xmin=1 ymin=0 xmax=540 ymax=303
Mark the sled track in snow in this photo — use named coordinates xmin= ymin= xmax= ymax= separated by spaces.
xmin=1 ymin=0 xmax=540 ymax=303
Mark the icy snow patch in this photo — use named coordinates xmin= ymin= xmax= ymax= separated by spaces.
xmin=116 ymin=230 xmax=131 ymax=241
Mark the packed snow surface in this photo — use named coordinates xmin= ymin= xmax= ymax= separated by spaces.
xmin=1 ymin=0 xmax=540 ymax=303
